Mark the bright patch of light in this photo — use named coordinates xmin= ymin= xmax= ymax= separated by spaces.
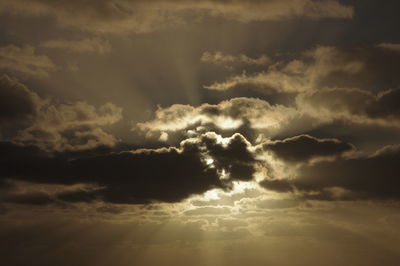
xmin=214 ymin=116 xmax=243 ymax=130
xmin=219 ymin=169 xmax=230 ymax=180
xmin=159 ymin=132 xmax=168 ymax=141
xmin=202 ymin=189 xmax=221 ymax=200
xmin=215 ymin=134 xmax=231 ymax=146
xmin=231 ymin=181 xmax=258 ymax=194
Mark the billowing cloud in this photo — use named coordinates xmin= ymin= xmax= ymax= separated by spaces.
xmin=0 ymin=0 xmax=353 ymax=33
xmin=259 ymin=134 xmax=356 ymax=191
xmin=14 ymin=101 xmax=123 ymax=151
xmin=136 ymin=97 xmax=312 ymax=143
xmin=0 ymin=45 xmax=55 ymax=77
xmin=0 ymin=75 xmax=122 ymax=151
xmin=204 ymin=46 xmax=400 ymax=129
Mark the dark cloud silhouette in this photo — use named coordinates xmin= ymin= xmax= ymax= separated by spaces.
xmin=295 ymin=145 xmax=400 ymax=199
xmin=263 ymin=134 xmax=355 ymax=163
xmin=0 ymin=75 xmax=40 ymax=124
xmin=0 ymin=133 xmax=259 ymax=204
xmin=0 ymin=142 xmax=220 ymax=204
xmin=303 ymin=120 xmax=400 ymax=154
xmin=259 ymin=178 xmax=293 ymax=193
xmin=261 ymin=145 xmax=400 ymax=200
xmin=195 ymin=132 xmax=257 ymax=181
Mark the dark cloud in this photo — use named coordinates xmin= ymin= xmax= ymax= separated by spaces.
xmin=303 ymin=120 xmax=400 ymax=154
xmin=263 ymin=134 xmax=355 ymax=163
xmin=67 ymin=147 xmax=224 ymax=204
xmin=195 ymin=132 xmax=257 ymax=181
xmin=0 ymin=133 xmax=259 ymax=204
xmin=259 ymin=178 xmax=293 ymax=193
xmin=262 ymin=145 xmax=400 ymax=200
xmin=0 ymin=75 xmax=40 ymax=125
xmin=56 ymin=189 xmax=99 ymax=203
xmin=0 ymin=142 xmax=220 ymax=204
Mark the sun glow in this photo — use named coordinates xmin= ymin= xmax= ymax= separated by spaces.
xmin=202 ymin=189 xmax=221 ymax=200
xmin=213 ymin=116 xmax=243 ymax=130
xmin=190 ymin=180 xmax=262 ymax=205
xmin=205 ymin=158 xmax=214 ymax=165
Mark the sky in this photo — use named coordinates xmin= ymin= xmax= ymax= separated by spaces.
xmin=1 ymin=0 xmax=400 ymax=265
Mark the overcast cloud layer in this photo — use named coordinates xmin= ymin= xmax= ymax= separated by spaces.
xmin=1 ymin=1 xmax=400 ymax=266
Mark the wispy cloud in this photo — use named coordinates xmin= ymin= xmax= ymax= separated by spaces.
xmin=0 ymin=45 xmax=55 ymax=78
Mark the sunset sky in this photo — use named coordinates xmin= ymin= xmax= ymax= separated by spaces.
xmin=1 ymin=1 xmax=400 ymax=265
